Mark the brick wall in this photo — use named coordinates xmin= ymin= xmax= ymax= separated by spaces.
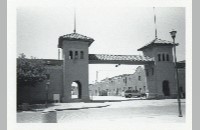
xmin=17 ymin=65 xmax=63 ymax=104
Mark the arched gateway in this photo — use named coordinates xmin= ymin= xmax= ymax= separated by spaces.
xmin=58 ymin=32 xmax=178 ymax=102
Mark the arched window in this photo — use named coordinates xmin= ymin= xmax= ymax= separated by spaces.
xmin=166 ymin=54 xmax=170 ymax=61
xmin=162 ymin=54 xmax=165 ymax=61
xmin=80 ymin=51 xmax=84 ymax=59
xmin=69 ymin=51 xmax=73 ymax=59
xmin=138 ymin=76 xmax=141 ymax=81
xmin=158 ymin=54 xmax=161 ymax=61
xmin=75 ymin=51 xmax=78 ymax=59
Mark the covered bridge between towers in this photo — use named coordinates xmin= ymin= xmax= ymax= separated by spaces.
xmin=57 ymin=32 xmax=178 ymax=102
xmin=17 ymin=32 xmax=181 ymax=104
xmin=89 ymin=54 xmax=154 ymax=65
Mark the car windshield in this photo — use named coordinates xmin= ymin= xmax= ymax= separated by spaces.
xmin=125 ymin=90 xmax=132 ymax=93
xmin=125 ymin=90 xmax=139 ymax=93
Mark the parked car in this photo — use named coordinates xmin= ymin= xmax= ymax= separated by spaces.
xmin=124 ymin=90 xmax=141 ymax=98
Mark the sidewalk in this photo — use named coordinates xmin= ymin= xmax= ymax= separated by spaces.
xmin=25 ymin=96 xmax=140 ymax=112
xmin=45 ymin=102 xmax=111 ymax=111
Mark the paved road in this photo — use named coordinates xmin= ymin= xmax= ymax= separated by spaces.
xmin=17 ymin=99 xmax=185 ymax=123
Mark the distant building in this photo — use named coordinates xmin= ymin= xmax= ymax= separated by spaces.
xmin=89 ymin=66 xmax=147 ymax=96
xmin=89 ymin=62 xmax=185 ymax=98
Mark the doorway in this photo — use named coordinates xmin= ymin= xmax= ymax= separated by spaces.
xmin=71 ymin=81 xmax=82 ymax=99
xmin=162 ymin=80 xmax=170 ymax=96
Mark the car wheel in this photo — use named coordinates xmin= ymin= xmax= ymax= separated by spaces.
xmin=128 ymin=94 xmax=132 ymax=98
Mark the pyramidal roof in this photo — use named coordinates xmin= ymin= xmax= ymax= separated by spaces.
xmin=137 ymin=38 xmax=178 ymax=51
xmin=58 ymin=33 xmax=94 ymax=48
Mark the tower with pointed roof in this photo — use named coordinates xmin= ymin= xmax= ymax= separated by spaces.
xmin=138 ymin=38 xmax=178 ymax=98
xmin=58 ymin=32 xmax=94 ymax=102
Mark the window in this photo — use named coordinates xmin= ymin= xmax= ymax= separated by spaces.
xmin=162 ymin=54 xmax=165 ymax=61
xmin=152 ymin=68 xmax=154 ymax=75
xmin=69 ymin=51 xmax=73 ymax=59
xmin=158 ymin=54 xmax=161 ymax=61
xmin=166 ymin=54 xmax=170 ymax=61
xmin=138 ymin=76 xmax=141 ymax=81
xmin=75 ymin=51 xmax=78 ymax=59
xmin=80 ymin=51 xmax=84 ymax=59
xmin=123 ymin=77 xmax=127 ymax=86
xmin=128 ymin=87 xmax=132 ymax=90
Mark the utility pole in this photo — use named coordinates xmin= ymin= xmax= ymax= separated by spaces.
xmin=170 ymin=30 xmax=183 ymax=117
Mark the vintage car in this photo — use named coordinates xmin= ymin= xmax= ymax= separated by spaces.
xmin=124 ymin=90 xmax=142 ymax=98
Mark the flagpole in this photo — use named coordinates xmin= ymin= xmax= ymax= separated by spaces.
xmin=153 ymin=7 xmax=157 ymax=38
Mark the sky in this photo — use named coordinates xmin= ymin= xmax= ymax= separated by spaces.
xmin=17 ymin=0 xmax=185 ymax=84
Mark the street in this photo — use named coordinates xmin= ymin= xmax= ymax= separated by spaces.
xmin=17 ymin=97 xmax=185 ymax=123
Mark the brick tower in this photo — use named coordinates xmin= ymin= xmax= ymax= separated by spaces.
xmin=58 ymin=33 xmax=94 ymax=102
xmin=138 ymin=38 xmax=178 ymax=98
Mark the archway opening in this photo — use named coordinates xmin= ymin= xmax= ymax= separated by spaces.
xmin=71 ymin=81 xmax=82 ymax=99
xmin=162 ymin=80 xmax=170 ymax=96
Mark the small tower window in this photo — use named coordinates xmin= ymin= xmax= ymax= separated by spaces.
xmin=138 ymin=76 xmax=141 ymax=81
xmin=158 ymin=54 xmax=161 ymax=61
xmin=166 ymin=54 xmax=170 ymax=61
xmin=75 ymin=51 xmax=78 ymax=59
xmin=162 ymin=54 xmax=165 ymax=61
xmin=69 ymin=51 xmax=73 ymax=59
xmin=80 ymin=51 xmax=84 ymax=59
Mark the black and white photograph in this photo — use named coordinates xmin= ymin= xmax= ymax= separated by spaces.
xmin=7 ymin=0 xmax=192 ymax=130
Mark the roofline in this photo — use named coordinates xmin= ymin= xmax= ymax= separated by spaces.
xmin=58 ymin=35 xmax=94 ymax=49
xmin=137 ymin=42 xmax=179 ymax=51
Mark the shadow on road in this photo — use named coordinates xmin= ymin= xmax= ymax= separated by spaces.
xmin=85 ymin=98 xmax=149 ymax=103
xmin=55 ymin=105 xmax=110 ymax=111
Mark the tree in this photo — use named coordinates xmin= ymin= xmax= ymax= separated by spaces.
xmin=17 ymin=54 xmax=48 ymax=104
xmin=17 ymin=53 xmax=47 ymax=86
